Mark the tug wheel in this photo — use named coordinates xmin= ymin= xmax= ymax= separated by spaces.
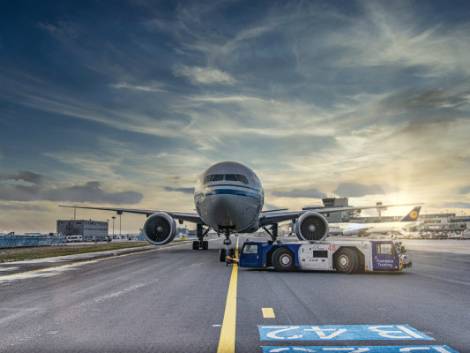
xmin=334 ymin=248 xmax=359 ymax=273
xmin=272 ymin=248 xmax=295 ymax=272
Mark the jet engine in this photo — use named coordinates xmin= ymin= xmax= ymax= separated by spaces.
xmin=294 ymin=211 xmax=329 ymax=241
xmin=143 ymin=212 xmax=177 ymax=245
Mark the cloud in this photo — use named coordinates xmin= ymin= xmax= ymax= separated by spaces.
xmin=0 ymin=171 xmax=44 ymax=185
xmin=263 ymin=203 xmax=284 ymax=211
xmin=443 ymin=202 xmax=470 ymax=209
xmin=163 ymin=186 xmax=195 ymax=194
xmin=0 ymin=71 xmax=189 ymax=139
xmin=0 ymin=172 xmax=142 ymax=204
xmin=44 ymin=181 xmax=142 ymax=204
xmin=329 ymin=2 xmax=470 ymax=76
xmin=382 ymin=88 xmax=470 ymax=110
xmin=37 ymin=21 xmax=80 ymax=39
xmin=0 ymin=203 xmax=48 ymax=212
xmin=459 ymin=186 xmax=470 ymax=194
xmin=377 ymin=88 xmax=470 ymax=126
xmin=335 ymin=182 xmax=397 ymax=197
xmin=173 ymin=65 xmax=236 ymax=85
xmin=110 ymin=82 xmax=166 ymax=93
xmin=272 ymin=188 xmax=326 ymax=199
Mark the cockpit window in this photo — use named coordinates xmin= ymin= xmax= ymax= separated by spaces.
xmin=225 ymin=174 xmax=249 ymax=184
xmin=203 ymin=174 xmax=249 ymax=184
xmin=204 ymin=174 xmax=224 ymax=183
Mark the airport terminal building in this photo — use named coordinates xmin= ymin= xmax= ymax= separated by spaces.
xmin=57 ymin=220 xmax=108 ymax=241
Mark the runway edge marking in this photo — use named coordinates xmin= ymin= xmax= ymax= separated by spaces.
xmin=217 ymin=238 xmax=239 ymax=353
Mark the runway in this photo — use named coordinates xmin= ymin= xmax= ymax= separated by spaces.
xmin=0 ymin=237 xmax=469 ymax=353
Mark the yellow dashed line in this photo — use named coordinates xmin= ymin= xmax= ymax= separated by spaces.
xmin=217 ymin=238 xmax=239 ymax=353
xmin=262 ymin=307 xmax=275 ymax=319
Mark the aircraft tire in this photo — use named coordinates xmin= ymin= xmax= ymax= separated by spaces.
xmin=334 ymin=248 xmax=359 ymax=273
xmin=202 ymin=241 xmax=209 ymax=250
xmin=272 ymin=248 xmax=295 ymax=272
xmin=192 ymin=241 xmax=200 ymax=250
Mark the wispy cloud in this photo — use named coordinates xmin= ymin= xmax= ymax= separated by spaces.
xmin=173 ymin=65 xmax=236 ymax=85
xmin=110 ymin=82 xmax=167 ymax=93
xmin=328 ymin=2 xmax=470 ymax=76
xmin=0 ymin=171 xmax=142 ymax=204
xmin=335 ymin=183 xmax=398 ymax=198
xmin=0 ymin=171 xmax=44 ymax=185
xmin=272 ymin=188 xmax=326 ymax=199
xmin=164 ymin=186 xmax=195 ymax=194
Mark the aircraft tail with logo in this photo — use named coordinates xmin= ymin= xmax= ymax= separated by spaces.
xmin=400 ymin=206 xmax=421 ymax=222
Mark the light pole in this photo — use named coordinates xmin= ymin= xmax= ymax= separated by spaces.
xmin=112 ymin=216 xmax=116 ymax=238
xmin=117 ymin=211 xmax=123 ymax=238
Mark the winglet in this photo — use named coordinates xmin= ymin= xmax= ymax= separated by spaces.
xmin=400 ymin=206 xmax=421 ymax=222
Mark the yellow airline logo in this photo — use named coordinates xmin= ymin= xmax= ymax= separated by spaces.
xmin=409 ymin=210 xmax=418 ymax=220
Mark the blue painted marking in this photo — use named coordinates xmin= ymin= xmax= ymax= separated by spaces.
xmin=258 ymin=325 xmax=434 ymax=341
xmin=206 ymin=183 xmax=260 ymax=191
xmin=261 ymin=346 xmax=458 ymax=353
xmin=203 ymin=188 xmax=261 ymax=199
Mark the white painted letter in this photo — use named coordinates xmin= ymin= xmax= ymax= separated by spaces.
xmin=369 ymin=325 xmax=416 ymax=339
xmin=304 ymin=326 xmax=347 ymax=340
xmin=266 ymin=326 xmax=303 ymax=340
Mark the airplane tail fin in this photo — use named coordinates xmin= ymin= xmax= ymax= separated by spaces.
xmin=400 ymin=206 xmax=421 ymax=222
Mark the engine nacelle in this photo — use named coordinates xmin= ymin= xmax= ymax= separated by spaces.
xmin=294 ymin=211 xmax=329 ymax=241
xmin=143 ymin=212 xmax=177 ymax=245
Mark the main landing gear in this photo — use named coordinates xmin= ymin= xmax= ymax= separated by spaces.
xmin=192 ymin=223 xmax=209 ymax=250
xmin=263 ymin=223 xmax=278 ymax=243
xmin=219 ymin=229 xmax=235 ymax=263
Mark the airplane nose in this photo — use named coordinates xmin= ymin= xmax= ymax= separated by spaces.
xmin=210 ymin=195 xmax=237 ymax=227
xmin=198 ymin=186 xmax=261 ymax=232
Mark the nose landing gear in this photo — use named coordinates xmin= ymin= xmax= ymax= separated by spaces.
xmin=192 ymin=224 xmax=209 ymax=250
xmin=219 ymin=228 xmax=235 ymax=263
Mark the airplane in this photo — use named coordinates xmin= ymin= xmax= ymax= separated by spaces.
xmin=61 ymin=161 xmax=419 ymax=259
xmin=329 ymin=206 xmax=422 ymax=237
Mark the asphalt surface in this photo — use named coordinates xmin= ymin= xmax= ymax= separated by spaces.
xmin=0 ymin=236 xmax=469 ymax=353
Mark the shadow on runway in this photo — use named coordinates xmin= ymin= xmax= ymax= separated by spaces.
xmin=240 ymin=268 xmax=410 ymax=275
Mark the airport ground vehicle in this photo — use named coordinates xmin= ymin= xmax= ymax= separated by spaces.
xmin=238 ymin=238 xmax=411 ymax=273
xmin=65 ymin=234 xmax=83 ymax=243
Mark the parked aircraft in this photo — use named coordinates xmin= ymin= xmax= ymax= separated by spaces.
xmin=329 ymin=206 xmax=422 ymax=236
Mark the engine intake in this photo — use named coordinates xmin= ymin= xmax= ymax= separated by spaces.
xmin=294 ymin=211 xmax=329 ymax=241
xmin=143 ymin=212 xmax=177 ymax=245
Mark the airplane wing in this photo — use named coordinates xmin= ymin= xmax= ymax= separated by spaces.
xmin=330 ymin=223 xmax=371 ymax=236
xmin=259 ymin=204 xmax=422 ymax=226
xmin=261 ymin=208 xmax=288 ymax=213
xmin=59 ymin=205 xmax=202 ymax=223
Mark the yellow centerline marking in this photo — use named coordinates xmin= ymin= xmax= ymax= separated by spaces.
xmin=262 ymin=307 xmax=275 ymax=319
xmin=217 ymin=238 xmax=239 ymax=353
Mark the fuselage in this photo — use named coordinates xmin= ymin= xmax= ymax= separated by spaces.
xmin=194 ymin=161 xmax=264 ymax=233
xmin=331 ymin=221 xmax=419 ymax=236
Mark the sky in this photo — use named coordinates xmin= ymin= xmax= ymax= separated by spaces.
xmin=1 ymin=0 xmax=470 ymax=233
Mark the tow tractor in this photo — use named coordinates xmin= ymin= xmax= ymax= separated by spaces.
xmin=236 ymin=237 xmax=411 ymax=273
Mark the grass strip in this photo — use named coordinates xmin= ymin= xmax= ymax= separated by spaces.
xmin=0 ymin=242 xmax=149 ymax=262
